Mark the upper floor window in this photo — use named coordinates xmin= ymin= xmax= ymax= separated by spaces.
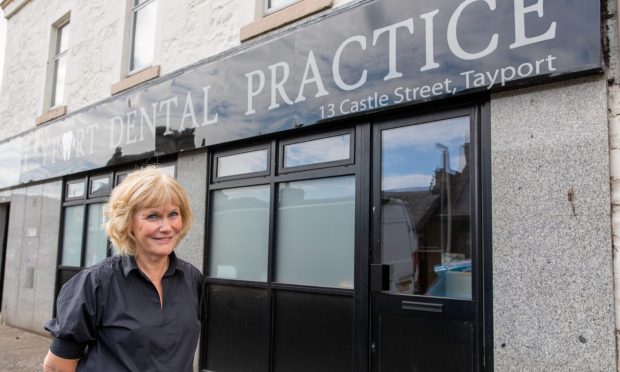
xmin=49 ymin=18 xmax=70 ymax=108
xmin=240 ymin=0 xmax=331 ymax=42
xmin=128 ymin=0 xmax=157 ymax=74
xmin=265 ymin=0 xmax=299 ymax=14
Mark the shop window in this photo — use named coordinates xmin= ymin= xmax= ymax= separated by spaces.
xmin=275 ymin=176 xmax=355 ymax=288
xmin=128 ymin=0 xmax=157 ymax=74
xmin=65 ymin=179 xmax=85 ymax=200
xmin=215 ymin=147 xmax=270 ymax=180
xmin=280 ymin=130 xmax=353 ymax=171
xmin=60 ymin=205 xmax=85 ymax=267
xmin=204 ymin=133 xmax=356 ymax=370
xmin=209 ymin=185 xmax=270 ymax=281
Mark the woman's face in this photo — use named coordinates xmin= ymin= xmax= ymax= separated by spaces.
xmin=131 ymin=203 xmax=183 ymax=260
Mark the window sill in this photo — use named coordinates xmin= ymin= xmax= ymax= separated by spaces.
xmin=36 ymin=105 xmax=67 ymax=126
xmin=240 ymin=0 xmax=332 ymax=42
xmin=111 ymin=65 xmax=160 ymax=95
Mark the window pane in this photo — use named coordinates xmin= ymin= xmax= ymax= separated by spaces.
xmin=85 ymin=203 xmax=107 ymax=267
xmin=267 ymin=0 xmax=297 ymax=11
xmin=90 ymin=176 xmax=110 ymax=196
xmin=61 ymin=205 xmax=85 ymax=266
xmin=66 ymin=181 xmax=85 ymax=199
xmin=57 ymin=22 xmax=70 ymax=54
xmin=283 ymin=134 xmax=350 ymax=168
xmin=276 ymin=176 xmax=355 ymax=288
xmin=130 ymin=1 xmax=157 ymax=71
xmin=380 ymin=116 xmax=471 ymax=299
xmin=52 ymin=55 xmax=67 ymax=107
xmin=217 ymin=149 xmax=268 ymax=178
xmin=209 ymin=185 xmax=270 ymax=281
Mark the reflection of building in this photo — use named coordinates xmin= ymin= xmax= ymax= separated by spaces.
xmin=382 ymin=142 xmax=470 ymax=296
xmin=0 ymin=1 xmax=617 ymax=371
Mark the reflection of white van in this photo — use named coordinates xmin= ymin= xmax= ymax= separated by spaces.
xmin=381 ymin=198 xmax=419 ymax=294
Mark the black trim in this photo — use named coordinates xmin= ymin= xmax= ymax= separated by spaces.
xmin=480 ymin=98 xmax=494 ymax=372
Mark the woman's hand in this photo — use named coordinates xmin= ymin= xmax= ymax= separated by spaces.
xmin=43 ymin=350 xmax=79 ymax=372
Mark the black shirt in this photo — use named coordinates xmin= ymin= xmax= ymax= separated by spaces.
xmin=45 ymin=253 xmax=203 ymax=372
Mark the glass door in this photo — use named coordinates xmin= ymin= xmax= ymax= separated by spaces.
xmin=370 ymin=109 xmax=480 ymax=371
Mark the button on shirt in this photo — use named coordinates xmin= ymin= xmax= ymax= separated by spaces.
xmin=45 ymin=253 xmax=203 ymax=372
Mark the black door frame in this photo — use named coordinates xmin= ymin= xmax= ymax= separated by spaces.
xmin=366 ymin=99 xmax=492 ymax=371
xmin=0 ymin=203 xmax=9 ymax=310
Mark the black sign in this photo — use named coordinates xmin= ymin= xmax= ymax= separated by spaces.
xmin=0 ymin=0 xmax=601 ymax=188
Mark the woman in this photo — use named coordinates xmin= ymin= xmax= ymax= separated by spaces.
xmin=43 ymin=166 xmax=203 ymax=372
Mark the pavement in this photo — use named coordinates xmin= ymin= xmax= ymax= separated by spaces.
xmin=0 ymin=322 xmax=50 ymax=372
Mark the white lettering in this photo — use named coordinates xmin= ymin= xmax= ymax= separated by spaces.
xmin=139 ymin=103 xmax=158 ymax=139
xmin=159 ymin=96 xmax=178 ymax=135
xmin=268 ymin=62 xmax=294 ymax=109
xmin=109 ymin=116 xmax=124 ymax=148
xmin=420 ymin=9 xmax=440 ymax=71
xmin=510 ymin=0 xmax=556 ymax=49
xmin=372 ymin=18 xmax=414 ymax=80
xmin=202 ymin=86 xmax=219 ymax=125
xmin=333 ymin=35 xmax=368 ymax=91
xmin=125 ymin=110 xmax=138 ymax=145
xmin=180 ymin=92 xmax=199 ymax=131
xmin=295 ymin=50 xmax=329 ymax=103
xmin=448 ymin=0 xmax=498 ymax=60
xmin=245 ymin=70 xmax=265 ymax=115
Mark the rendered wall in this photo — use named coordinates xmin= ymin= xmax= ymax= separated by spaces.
xmin=491 ymin=77 xmax=616 ymax=371
xmin=175 ymin=150 xmax=208 ymax=273
xmin=0 ymin=181 xmax=61 ymax=335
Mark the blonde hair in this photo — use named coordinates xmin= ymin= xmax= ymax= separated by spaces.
xmin=104 ymin=166 xmax=193 ymax=256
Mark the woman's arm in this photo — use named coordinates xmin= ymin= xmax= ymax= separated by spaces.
xmin=43 ymin=350 xmax=79 ymax=372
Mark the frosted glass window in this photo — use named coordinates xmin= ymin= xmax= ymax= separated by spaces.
xmin=85 ymin=203 xmax=108 ymax=267
xmin=209 ymin=185 xmax=270 ymax=281
xmin=276 ymin=176 xmax=355 ymax=288
xmin=61 ymin=205 xmax=85 ymax=266
xmin=217 ymin=149 xmax=268 ymax=178
xmin=283 ymin=134 xmax=351 ymax=168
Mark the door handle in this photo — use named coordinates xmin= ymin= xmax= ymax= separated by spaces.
xmin=401 ymin=300 xmax=443 ymax=313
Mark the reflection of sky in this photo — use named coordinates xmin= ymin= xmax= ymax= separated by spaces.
xmin=382 ymin=116 xmax=469 ymax=191
xmin=284 ymin=134 xmax=350 ymax=167
xmin=218 ymin=149 xmax=268 ymax=177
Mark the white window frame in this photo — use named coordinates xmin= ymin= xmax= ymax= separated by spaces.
xmin=127 ymin=0 xmax=157 ymax=75
xmin=47 ymin=16 xmax=70 ymax=109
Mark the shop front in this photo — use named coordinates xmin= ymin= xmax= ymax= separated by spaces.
xmin=0 ymin=0 xmax=604 ymax=370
